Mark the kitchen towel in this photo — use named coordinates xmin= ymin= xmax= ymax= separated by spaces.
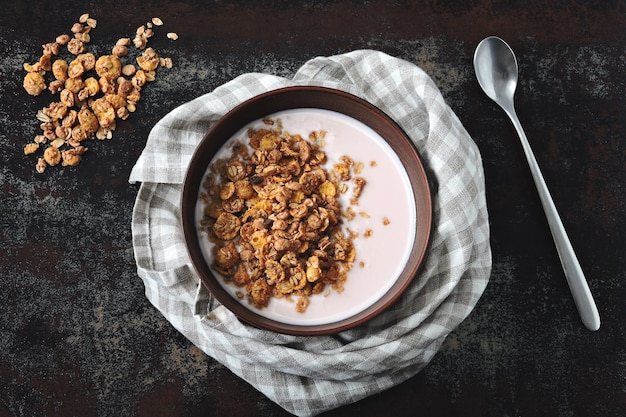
xmin=130 ymin=49 xmax=491 ymax=416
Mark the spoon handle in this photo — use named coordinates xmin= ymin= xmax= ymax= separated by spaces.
xmin=504 ymin=108 xmax=601 ymax=331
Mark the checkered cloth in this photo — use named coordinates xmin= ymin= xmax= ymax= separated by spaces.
xmin=130 ymin=50 xmax=491 ymax=416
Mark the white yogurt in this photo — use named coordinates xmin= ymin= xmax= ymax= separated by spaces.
xmin=195 ymin=108 xmax=416 ymax=325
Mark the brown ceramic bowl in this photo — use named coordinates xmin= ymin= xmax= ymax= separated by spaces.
xmin=181 ymin=86 xmax=431 ymax=336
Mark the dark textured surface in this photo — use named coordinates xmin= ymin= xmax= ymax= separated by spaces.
xmin=1 ymin=1 xmax=624 ymax=416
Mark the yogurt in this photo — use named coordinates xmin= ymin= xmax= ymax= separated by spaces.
xmin=196 ymin=108 xmax=416 ymax=325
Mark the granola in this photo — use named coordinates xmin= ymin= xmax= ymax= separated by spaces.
xmin=199 ymin=117 xmax=368 ymax=313
xmin=21 ymin=14 xmax=176 ymax=173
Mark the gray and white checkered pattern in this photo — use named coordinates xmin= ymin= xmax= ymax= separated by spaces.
xmin=130 ymin=50 xmax=491 ymax=416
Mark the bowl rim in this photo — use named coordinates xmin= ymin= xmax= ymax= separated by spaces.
xmin=181 ymin=85 xmax=432 ymax=336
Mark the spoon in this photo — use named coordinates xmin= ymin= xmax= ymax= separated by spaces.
xmin=473 ymin=36 xmax=601 ymax=331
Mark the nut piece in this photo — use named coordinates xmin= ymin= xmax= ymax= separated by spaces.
xmin=24 ymin=143 xmax=39 ymax=155
xmin=95 ymin=55 xmax=122 ymax=80
xmin=249 ymin=279 xmax=271 ymax=309
xmin=83 ymin=77 xmax=100 ymax=96
xmin=213 ymin=213 xmax=242 ymax=241
xmin=121 ymin=64 xmax=136 ymax=76
xmin=67 ymin=59 xmax=85 ymax=78
xmin=133 ymin=24 xmax=154 ymax=49
xmin=71 ymin=22 xmax=84 ymax=34
xmin=56 ymin=34 xmax=70 ymax=45
xmin=61 ymin=146 xmax=87 ymax=166
xmin=36 ymin=158 xmax=47 ymax=173
xmin=78 ymin=107 xmax=99 ymax=133
xmin=136 ymin=47 xmax=159 ymax=71
xmin=60 ymin=89 xmax=75 ymax=107
xmin=42 ymin=43 xmax=59 ymax=56
xmin=52 ymin=59 xmax=69 ymax=81
xmin=77 ymin=53 xmax=96 ymax=71
xmin=43 ymin=146 xmax=61 ymax=166
xmin=64 ymin=76 xmax=84 ymax=93
xmin=160 ymin=57 xmax=173 ymax=69
xmin=23 ymin=72 xmax=46 ymax=96
xmin=75 ymin=32 xmax=90 ymax=43
xmin=105 ymin=93 xmax=126 ymax=110
xmin=67 ymin=38 xmax=85 ymax=55
xmin=112 ymin=44 xmax=128 ymax=57
xmin=90 ymin=97 xmax=115 ymax=128
xmin=38 ymin=54 xmax=52 ymax=71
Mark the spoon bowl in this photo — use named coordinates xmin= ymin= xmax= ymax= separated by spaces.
xmin=473 ymin=36 xmax=601 ymax=331
xmin=474 ymin=37 xmax=518 ymax=108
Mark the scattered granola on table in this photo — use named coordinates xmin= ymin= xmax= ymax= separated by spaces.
xmin=21 ymin=13 xmax=177 ymax=173
xmin=198 ymin=117 xmax=368 ymax=313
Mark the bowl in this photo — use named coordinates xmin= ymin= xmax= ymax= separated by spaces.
xmin=181 ymin=86 xmax=431 ymax=335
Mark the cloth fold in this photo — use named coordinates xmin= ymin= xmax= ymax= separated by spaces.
xmin=130 ymin=50 xmax=491 ymax=416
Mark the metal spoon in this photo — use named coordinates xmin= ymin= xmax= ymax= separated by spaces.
xmin=473 ymin=36 xmax=601 ymax=331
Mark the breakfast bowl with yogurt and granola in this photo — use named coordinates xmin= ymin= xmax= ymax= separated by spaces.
xmin=181 ymin=86 xmax=432 ymax=335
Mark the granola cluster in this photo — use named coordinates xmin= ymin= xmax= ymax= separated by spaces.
xmin=22 ymin=14 xmax=177 ymax=172
xmin=199 ymin=117 xmax=368 ymax=313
